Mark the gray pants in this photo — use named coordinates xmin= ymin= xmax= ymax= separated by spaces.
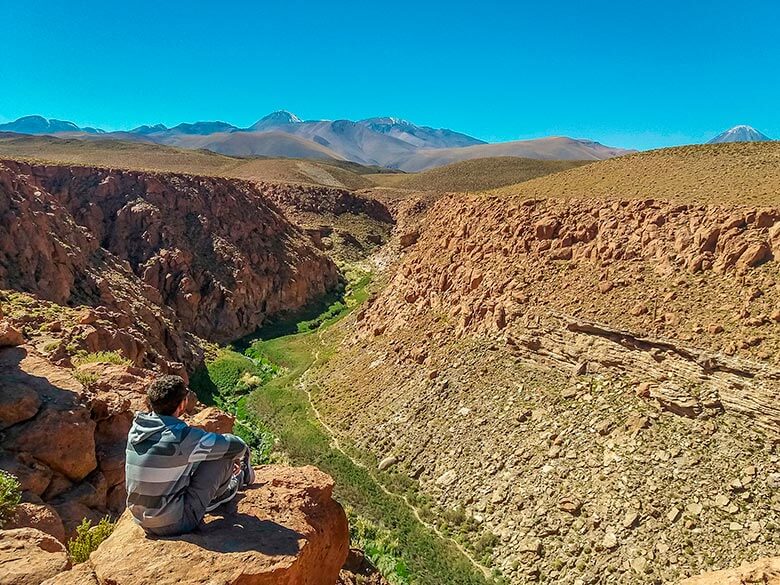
xmin=148 ymin=453 xmax=245 ymax=537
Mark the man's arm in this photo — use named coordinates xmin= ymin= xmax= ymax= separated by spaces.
xmin=186 ymin=427 xmax=248 ymax=463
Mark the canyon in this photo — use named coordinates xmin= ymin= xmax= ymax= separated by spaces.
xmin=1 ymin=142 xmax=780 ymax=584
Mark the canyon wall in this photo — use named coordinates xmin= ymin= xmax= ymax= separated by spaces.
xmin=0 ymin=160 xmax=339 ymax=355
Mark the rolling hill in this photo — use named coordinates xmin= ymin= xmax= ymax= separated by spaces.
xmin=368 ymin=156 xmax=591 ymax=192
xmin=491 ymin=141 xmax=780 ymax=206
xmin=0 ymin=133 xmax=384 ymax=189
xmin=0 ymin=134 xmax=597 ymax=192
xmin=391 ymin=137 xmax=634 ymax=172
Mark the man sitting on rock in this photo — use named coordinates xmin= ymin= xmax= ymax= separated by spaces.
xmin=125 ymin=375 xmax=255 ymax=536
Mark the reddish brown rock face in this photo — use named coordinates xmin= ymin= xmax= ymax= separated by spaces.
xmin=0 ymin=346 xmax=126 ymax=540
xmin=2 ymin=502 xmax=66 ymax=543
xmin=359 ymin=196 xmax=780 ymax=360
xmin=0 ymin=528 xmax=71 ymax=585
xmin=185 ymin=406 xmax=235 ymax=434
xmin=44 ymin=466 xmax=349 ymax=585
xmin=0 ymin=159 xmax=339 ymax=359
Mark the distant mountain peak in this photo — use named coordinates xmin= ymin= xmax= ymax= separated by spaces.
xmin=130 ymin=123 xmax=168 ymax=135
xmin=0 ymin=115 xmax=87 ymax=134
xmin=169 ymin=121 xmax=237 ymax=135
xmin=256 ymin=110 xmax=302 ymax=124
xmin=708 ymin=125 xmax=772 ymax=144
xmin=357 ymin=117 xmax=486 ymax=148
xmin=360 ymin=116 xmax=413 ymax=127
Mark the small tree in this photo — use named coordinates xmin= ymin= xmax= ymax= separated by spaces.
xmin=0 ymin=470 xmax=21 ymax=527
xmin=67 ymin=517 xmax=116 ymax=563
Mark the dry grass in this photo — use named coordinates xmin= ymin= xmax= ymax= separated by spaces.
xmin=368 ymin=157 xmax=591 ymax=192
xmin=491 ymin=142 xmax=780 ymax=206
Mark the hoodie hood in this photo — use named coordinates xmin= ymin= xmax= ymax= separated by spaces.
xmin=128 ymin=412 xmax=183 ymax=444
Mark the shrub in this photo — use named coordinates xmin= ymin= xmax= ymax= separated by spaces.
xmin=74 ymin=370 xmax=99 ymax=387
xmin=473 ymin=531 xmax=499 ymax=556
xmin=190 ymin=349 xmax=277 ymax=409
xmin=349 ymin=513 xmax=411 ymax=585
xmin=42 ymin=340 xmax=60 ymax=353
xmin=443 ymin=505 xmax=467 ymax=526
xmin=0 ymin=471 xmax=21 ymax=527
xmin=73 ymin=351 xmax=131 ymax=367
xmin=67 ymin=517 xmax=115 ymax=563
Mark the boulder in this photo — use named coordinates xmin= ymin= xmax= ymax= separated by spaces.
xmin=0 ymin=382 xmax=40 ymax=430
xmin=186 ymin=406 xmax=236 ymax=434
xmin=679 ymin=557 xmax=780 ymax=584
xmin=0 ymin=320 xmax=24 ymax=347
xmin=0 ymin=451 xmax=53 ymax=496
xmin=735 ymin=241 xmax=772 ymax=273
xmin=52 ymin=500 xmax=105 ymax=542
xmin=0 ymin=528 xmax=70 ymax=585
xmin=399 ymin=231 xmax=419 ymax=248
xmin=3 ymin=502 xmax=66 ymax=543
xmin=47 ymin=465 xmax=349 ymax=585
xmin=41 ymin=564 xmax=99 ymax=585
xmin=4 ymin=406 xmax=97 ymax=481
xmin=534 ymin=218 xmax=559 ymax=240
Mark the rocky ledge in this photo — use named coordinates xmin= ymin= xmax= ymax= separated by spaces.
xmin=679 ymin=556 xmax=780 ymax=584
xmin=40 ymin=465 xmax=349 ymax=585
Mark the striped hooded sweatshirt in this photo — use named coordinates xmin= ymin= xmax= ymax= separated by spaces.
xmin=125 ymin=412 xmax=247 ymax=530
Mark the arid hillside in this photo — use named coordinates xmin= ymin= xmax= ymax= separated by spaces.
xmin=310 ymin=143 xmax=780 ymax=583
xmin=493 ymin=142 xmax=780 ymax=207
xmin=394 ymin=137 xmax=634 ymax=172
xmin=368 ymin=157 xmax=591 ymax=192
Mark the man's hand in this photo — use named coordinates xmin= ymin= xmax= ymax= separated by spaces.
xmin=185 ymin=390 xmax=198 ymax=414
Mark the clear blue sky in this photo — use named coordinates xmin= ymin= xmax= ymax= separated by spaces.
xmin=2 ymin=1 xmax=778 ymax=149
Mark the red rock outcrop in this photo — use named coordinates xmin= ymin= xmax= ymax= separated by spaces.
xmin=0 ymin=344 xmax=134 ymax=539
xmin=0 ymin=528 xmax=70 ymax=585
xmin=0 ymin=339 xmax=242 ymax=542
xmin=44 ymin=466 xmax=349 ymax=585
xmin=257 ymin=181 xmax=393 ymax=224
xmin=185 ymin=405 xmax=236 ymax=434
xmin=0 ymin=159 xmax=339 ymax=353
xmin=3 ymin=503 xmax=66 ymax=543
xmin=360 ymin=196 xmax=780 ymax=361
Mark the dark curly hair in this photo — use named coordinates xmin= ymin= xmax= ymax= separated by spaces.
xmin=147 ymin=375 xmax=188 ymax=416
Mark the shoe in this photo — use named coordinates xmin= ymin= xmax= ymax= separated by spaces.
xmin=205 ymin=479 xmax=240 ymax=512
xmin=241 ymin=451 xmax=256 ymax=487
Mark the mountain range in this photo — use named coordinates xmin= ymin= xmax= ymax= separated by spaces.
xmin=0 ymin=112 xmax=633 ymax=171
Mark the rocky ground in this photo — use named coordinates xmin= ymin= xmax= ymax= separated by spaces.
xmin=309 ymin=144 xmax=780 ymax=583
xmin=314 ymin=324 xmax=779 ymax=583
xmin=41 ymin=466 xmax=348 ymax=585
xmin=3 ymin=466 xmax=350 ymax=585
xmin=0 ymin=299 xmax=236 ymax=543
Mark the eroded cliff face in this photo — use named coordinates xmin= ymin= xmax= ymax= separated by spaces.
xmin=0 ymin=160 xmax=339 ymax=350
xmin=256 ymin=181 xmax=395 ymax=263
xmin=311 ymin=194 xmax=780 ymax=583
